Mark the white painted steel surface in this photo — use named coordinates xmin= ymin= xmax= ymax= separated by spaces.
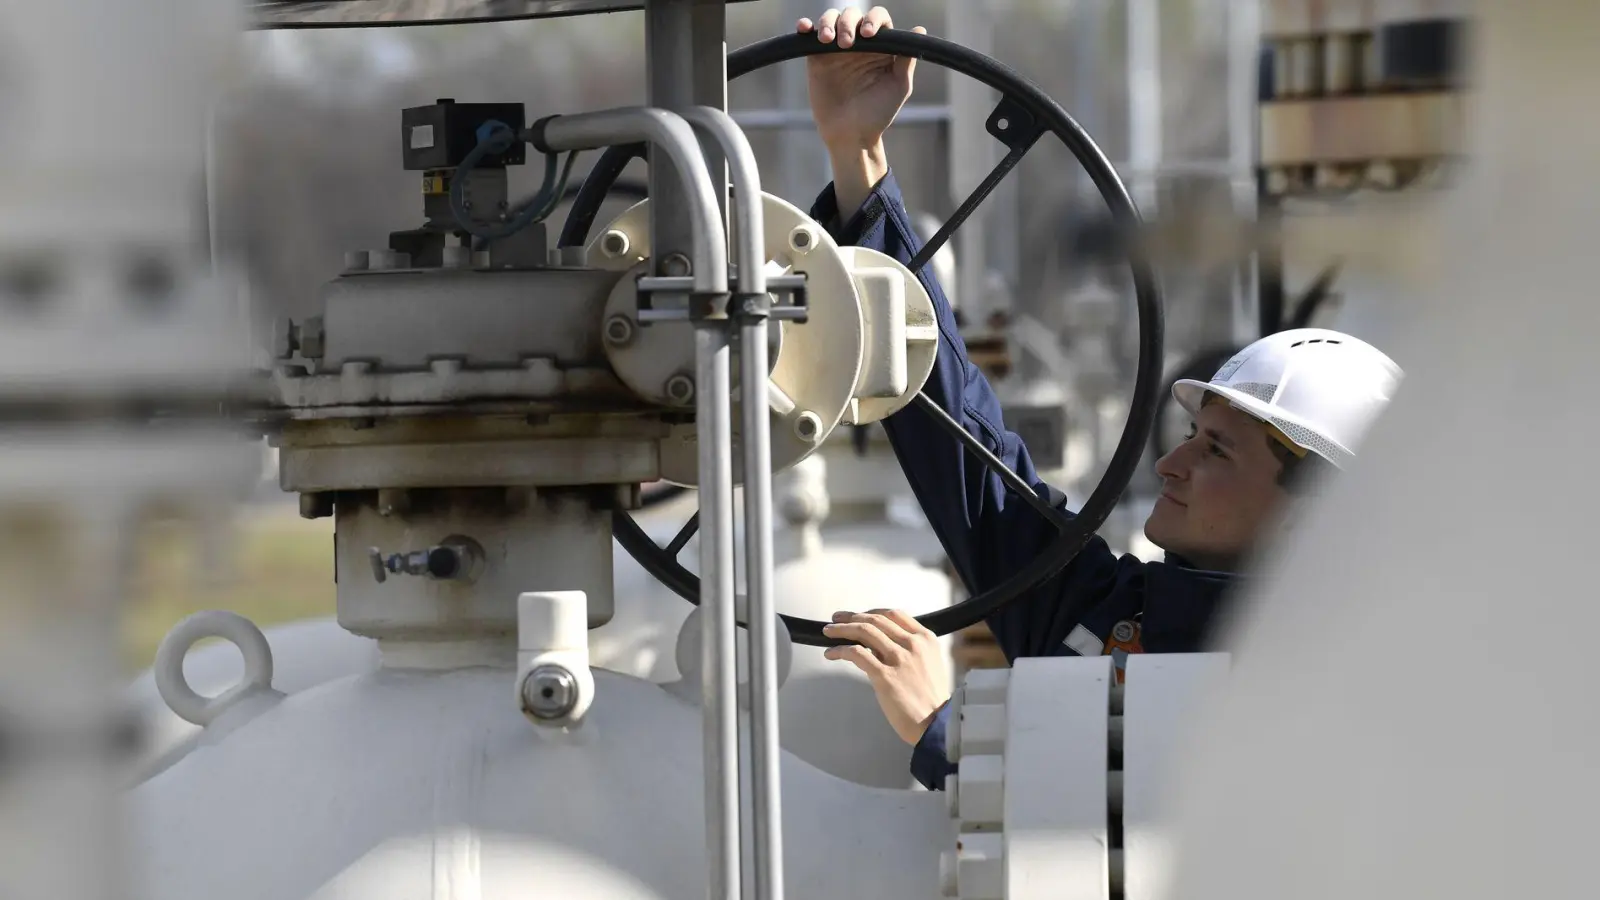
xmin=1120 ymin=654 xmax=1230 ymax=900
xmin=1164 ymin=8 xmax=1597 ymax=900
xmin=131 ymin=664 xmax=949 ymax=900
xmin=1001 ymin=656 xmax=1113 ymax=900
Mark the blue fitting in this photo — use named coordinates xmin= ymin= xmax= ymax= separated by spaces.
xmin=474 ymin=119 xmax=515 ymax=152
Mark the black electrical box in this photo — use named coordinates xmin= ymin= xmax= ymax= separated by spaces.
xmin=401 ymin=99 xmax=527 ymax=171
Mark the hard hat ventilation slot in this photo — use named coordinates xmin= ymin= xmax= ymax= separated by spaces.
xmin=1290 ymin=337 xmax=1343 ymax=348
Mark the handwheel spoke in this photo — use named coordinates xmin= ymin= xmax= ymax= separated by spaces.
xmin=909 ymin=392 xmax=1072 ymax=532
xmin=908 ymin=138 xmax=1037 ymax=273
xmin=664 ymin=511 xmax=699 ymax=557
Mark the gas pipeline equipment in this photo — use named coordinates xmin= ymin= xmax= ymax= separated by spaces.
xmin=142 ymin=10 xmax=1167 ymax=900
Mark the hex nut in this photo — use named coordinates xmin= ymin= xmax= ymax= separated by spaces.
xmin=788 ymin=225 xmax=817 ymax=254
xmin=664 ymin=374 xmax=696 ymax=405
xmin=600 ymin=230 xmax=631 ymax=259
xmin=793 ymin=410 xmax=823 ymax=443
xmin=522 ymin=666 xmax=579 ymax=719
xmin=604 ymin=314 xmax=637 ymax=347
xmin=661 ymin=253 xmax=692 ymax=277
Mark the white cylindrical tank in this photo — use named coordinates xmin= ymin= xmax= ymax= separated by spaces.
xmin=131 ymin=636 xmax=948 ymax=900
xmin=129 ymin=544 xmax=950 ymax=794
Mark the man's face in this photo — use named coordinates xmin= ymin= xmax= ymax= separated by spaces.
xmin=1143 ymin=398 xmax=1290 ymax=570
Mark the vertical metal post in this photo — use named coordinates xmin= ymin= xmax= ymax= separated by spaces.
xmin=1071 ymin=0 xmax=1108 ymax=211
xmin=740 ymin=312 xmax=783 ymax=900
xmin=645 ymin=3 xmax=738 ymax=898
xmin=947 ymin=0 xmax=1019 ymax=321
xmin=1126 ymin=0 xmax=1163 ymax=215
xmin=647 ymin=0 xmax=730 ymax=251
xmin=1227 ymin=0 xmax=1264 ymax=344
xmin=779 ymin=0 xmax=837 ymax=204
xmin=681 ymin=105 xmax=783 ymax=900
xmin=682 ymin=103 xmax=781 ymax=900
xmin=204 ymin=105 xmax=220 ymax=275
xmin=694 ymin=320 xmax=740 ymax=900
xmin=690 ymin=0 xmax=730 ymax=214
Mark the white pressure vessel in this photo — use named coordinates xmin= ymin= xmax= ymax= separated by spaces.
xmin=130 ymin=651 xmax=948 ymax=900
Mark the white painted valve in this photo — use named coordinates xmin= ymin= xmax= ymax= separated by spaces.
xmin=584 ymin=191 xmax=940 ymax=485
xmin=517 ymin=590 xmax=596 ymax=728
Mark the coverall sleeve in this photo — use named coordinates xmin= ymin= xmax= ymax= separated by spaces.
xmin=908 ymin=701 xmax=954 ymax=791
xmin=811 ymin=171 xmax=1128 ymax=792
xmin=809 ymin=170 xmax=1087 ymax=659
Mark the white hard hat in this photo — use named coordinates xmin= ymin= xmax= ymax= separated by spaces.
xmin=1172 ymin=328 xmax=1401 ymax=468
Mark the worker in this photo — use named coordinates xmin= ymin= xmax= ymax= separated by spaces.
xmin=798 ymin=7 xmax=1404 ymax=791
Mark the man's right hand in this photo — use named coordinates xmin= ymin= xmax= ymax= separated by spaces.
xmin=796 ymin=7 xmax=924 ymax=156
xmin=796 ymin=7 xmax=926 ymax=215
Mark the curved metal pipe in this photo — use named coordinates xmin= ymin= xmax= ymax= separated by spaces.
xmin=680 ymin=105 xmax=783 ymax=900
xmin=680 ymin=107 xmax=767 ymax=297
xmin=534 ymin=108 xmax=728 ymax=295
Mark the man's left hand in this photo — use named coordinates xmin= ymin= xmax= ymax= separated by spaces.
xmin=822 ymin=608 xmax=950 ymax=745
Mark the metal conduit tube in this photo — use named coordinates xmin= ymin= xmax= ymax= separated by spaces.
xmin=536 ymin=103 xmax=739 ymax=897
xmin=680 ymin=107 xmax=767 ymax=298
xmin=532 ymin=108 xmax=729 ymax=295
xmin=693 ymin=320 xmax=739 ymax=900
xmin=681 ymin=105 xmax=784 ymax=900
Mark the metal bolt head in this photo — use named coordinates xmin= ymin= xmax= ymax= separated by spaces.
xmin=600 ymin=230 xmax=631 ymax=259
xmin=788 ymin=225 xmax=817 ymax=255
xmin=664 ymin=374 xmax=695 ymax=405
xmin=603 ymin=314 xmax=636 ymax=347
xmin=522 ymin=666 xmax=579 ymax=719
xmin=793 ymin=410 xmax=823 ymax=443
xmin=661 ymin=252 xmax=692 ymax=277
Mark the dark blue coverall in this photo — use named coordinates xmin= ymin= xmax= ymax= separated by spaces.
xmin=809 ymin=172 xmax=1238 ymax=791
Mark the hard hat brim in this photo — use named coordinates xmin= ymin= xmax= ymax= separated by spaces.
xmin=1171 ymin=378 xmax=1349 ymax=465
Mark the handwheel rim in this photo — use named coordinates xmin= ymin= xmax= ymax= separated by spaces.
xmin=578 ymin=29 xmax=1165 ymax=647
